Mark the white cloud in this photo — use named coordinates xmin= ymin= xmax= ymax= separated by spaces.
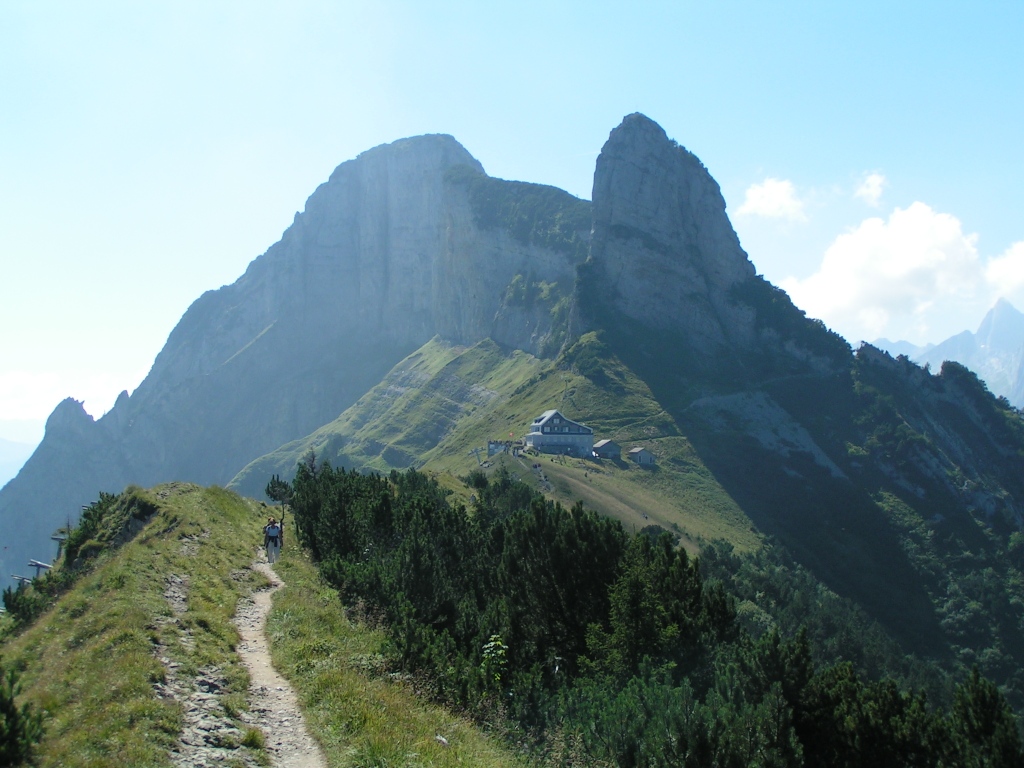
xmin=854 ymin=172 xmax=886 ymax=207
xmin=985 ymin=241 xmax=1024 ymax=300
xmin=737 ymin=178 xmax=806 ymax=221
xmin=782 ymin=202 xmax=993 ymax=345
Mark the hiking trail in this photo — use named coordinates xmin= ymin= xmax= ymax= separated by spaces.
xmin=233 ymin=554 xmax=328 ymax=768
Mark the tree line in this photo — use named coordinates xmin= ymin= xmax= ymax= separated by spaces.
xmin=280 ymin=459 xmax=1024 ymax=766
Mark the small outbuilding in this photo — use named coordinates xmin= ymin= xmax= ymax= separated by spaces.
xmin=628 ymin=446 xmax=656 ymax=465
xmin=592 ymin=439 xmax=621 ymax=460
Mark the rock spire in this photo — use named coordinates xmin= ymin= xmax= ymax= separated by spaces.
xmin=586 ymin=113 xmax=756 ymax=349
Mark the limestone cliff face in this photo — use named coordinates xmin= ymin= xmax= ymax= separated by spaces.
xmin=584 ymin=113 xmax=756 ymax=351
xmin=145 ymin=134 xmax=484 ymax=391
xmin=112 ymin=134 xmax=485 ymax=487
xmin=0 ymin=134 xmax=588 ymax=578
xmin=437 ymin=170 xmax=589 ymax=355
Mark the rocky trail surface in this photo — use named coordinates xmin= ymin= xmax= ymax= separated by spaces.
xmin=155 ymin=545 xmax=328 ymax=768
xmin=234 ymin=555 xmax=329 ymax=768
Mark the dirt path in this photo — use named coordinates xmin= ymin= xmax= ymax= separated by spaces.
xmin=233 ymin=555 xmax=329 ymax=768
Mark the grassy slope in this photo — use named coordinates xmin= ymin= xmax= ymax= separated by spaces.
xmin=0 ymin=483 xmax=267 ymax=767
xmin=231 ymin=335 xmax=760 ymax=553
xmin=229 ymin=338 xmax=520 ymax=491
xmin=267 ymin=546 xmax=524 ymax=768
xmin=0 ymin=484 xmax=523 ymax=768
xmin=232 ymin=325 xmax=1024 ymax=670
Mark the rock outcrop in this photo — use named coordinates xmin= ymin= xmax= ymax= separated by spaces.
xmin=0 ymin=399 xmax=126 ymax=579
xmin=583 ymin=113 xmax=756 ymax=350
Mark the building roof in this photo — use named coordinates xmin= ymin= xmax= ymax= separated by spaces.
xmin=594 ymin=439 xmax=618 ymax=449
xmin=533 ymin=409 xmax=560 ymax=424
xmin=628 ymin=446 xmax=651 ymax=454
xmin=530 ymin=409 xmax=591 ymax=433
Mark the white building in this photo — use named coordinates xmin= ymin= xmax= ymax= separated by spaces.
xmin=525 ymin=409 xmax=594 ymax=457
xmin=629 ymin=446 xmax=656 ymax=465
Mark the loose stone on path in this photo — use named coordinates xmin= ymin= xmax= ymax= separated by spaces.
xmin=234 ymin=555 xmax=329 ymax=768
xmin=153 ymin=544 xmax=327 ymax=767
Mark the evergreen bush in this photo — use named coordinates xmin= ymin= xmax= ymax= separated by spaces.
xmin=0 ymin=661 xmax=43 ymax=766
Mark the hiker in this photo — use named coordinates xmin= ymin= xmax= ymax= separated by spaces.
xmin=264 ymin=517 xmax=282 ymax=564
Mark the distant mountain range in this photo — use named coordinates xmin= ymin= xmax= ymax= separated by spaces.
xmin=4 ymin=114 xmax=1024 ymax=711
xmin=873 ymin=298 xmax=1024 ymax=408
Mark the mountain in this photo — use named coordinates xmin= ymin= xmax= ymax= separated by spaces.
xmin=259 ymin=116 xmax=1024 ymax=711
xmin=874 ymin=298 xmax=1024 ymax=408
xmin=225 ymin=115 xmax=1024 ymax=705
xmin=0 ymin=132 xmax=589 ymax=580
xmin=5 ymin=114 xmax=1024 ymax=712
xmin=871 ymin=337 xmax=934 ymax=359
xmin=919 ymin=299 xmax=1024 ymax=407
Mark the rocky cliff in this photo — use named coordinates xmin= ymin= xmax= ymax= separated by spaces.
xmin=0 ymin=114 xmax=851 ymax=579
xmin=0 ymin=133 xmax=589 ymax=579
xmin=581 ymin=114 xmax=756 ymax=351
xmin=577 ymin=114 xmax=847 ymax=379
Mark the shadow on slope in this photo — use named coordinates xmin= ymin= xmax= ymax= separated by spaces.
xmin=588 ymin=312 xmax=948 ymax=658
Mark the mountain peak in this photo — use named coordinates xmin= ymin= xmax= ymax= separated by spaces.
xmin=336 ymin=133 xmax=484 ymax=183
xmin=44 ymin=398 xmax=93 ymax=436
xmin=605 ymin=112 xmax=672 ymax=146
xmin=975 ymin=298 xmax=1024 ymax=351
xmin=993 ymin=296 xmax=1018 ymax=311
xmin=586 ymin=114 xmax=755 ymax=347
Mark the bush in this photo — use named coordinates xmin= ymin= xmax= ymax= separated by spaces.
xmin=1 ymin=584 xmax=47 ymax=628
xmin=0 ymin=661 xmax=44 ymax=766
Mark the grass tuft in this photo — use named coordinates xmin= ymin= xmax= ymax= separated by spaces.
xmin=241 ymin=727 xmax=265 ymax=749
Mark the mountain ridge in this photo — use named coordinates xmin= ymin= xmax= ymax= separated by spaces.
xmin=0 ymin=483 xmax=521 ymax=766
xmin=5 ymin=114 xmax=1024 ymax=713
xmin=874 ymin=298 xmax=1024 ymax=408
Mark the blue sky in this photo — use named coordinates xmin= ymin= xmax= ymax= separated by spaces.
xmin=2 ymin=1 xmax=1023 ymax=452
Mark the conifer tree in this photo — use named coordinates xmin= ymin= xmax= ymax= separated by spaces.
xmin=0 ymin=661 xmax=44 ymax=766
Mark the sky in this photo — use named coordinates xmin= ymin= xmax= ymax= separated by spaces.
xmin=2 ymin=1 xmax=1023 ymax=454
